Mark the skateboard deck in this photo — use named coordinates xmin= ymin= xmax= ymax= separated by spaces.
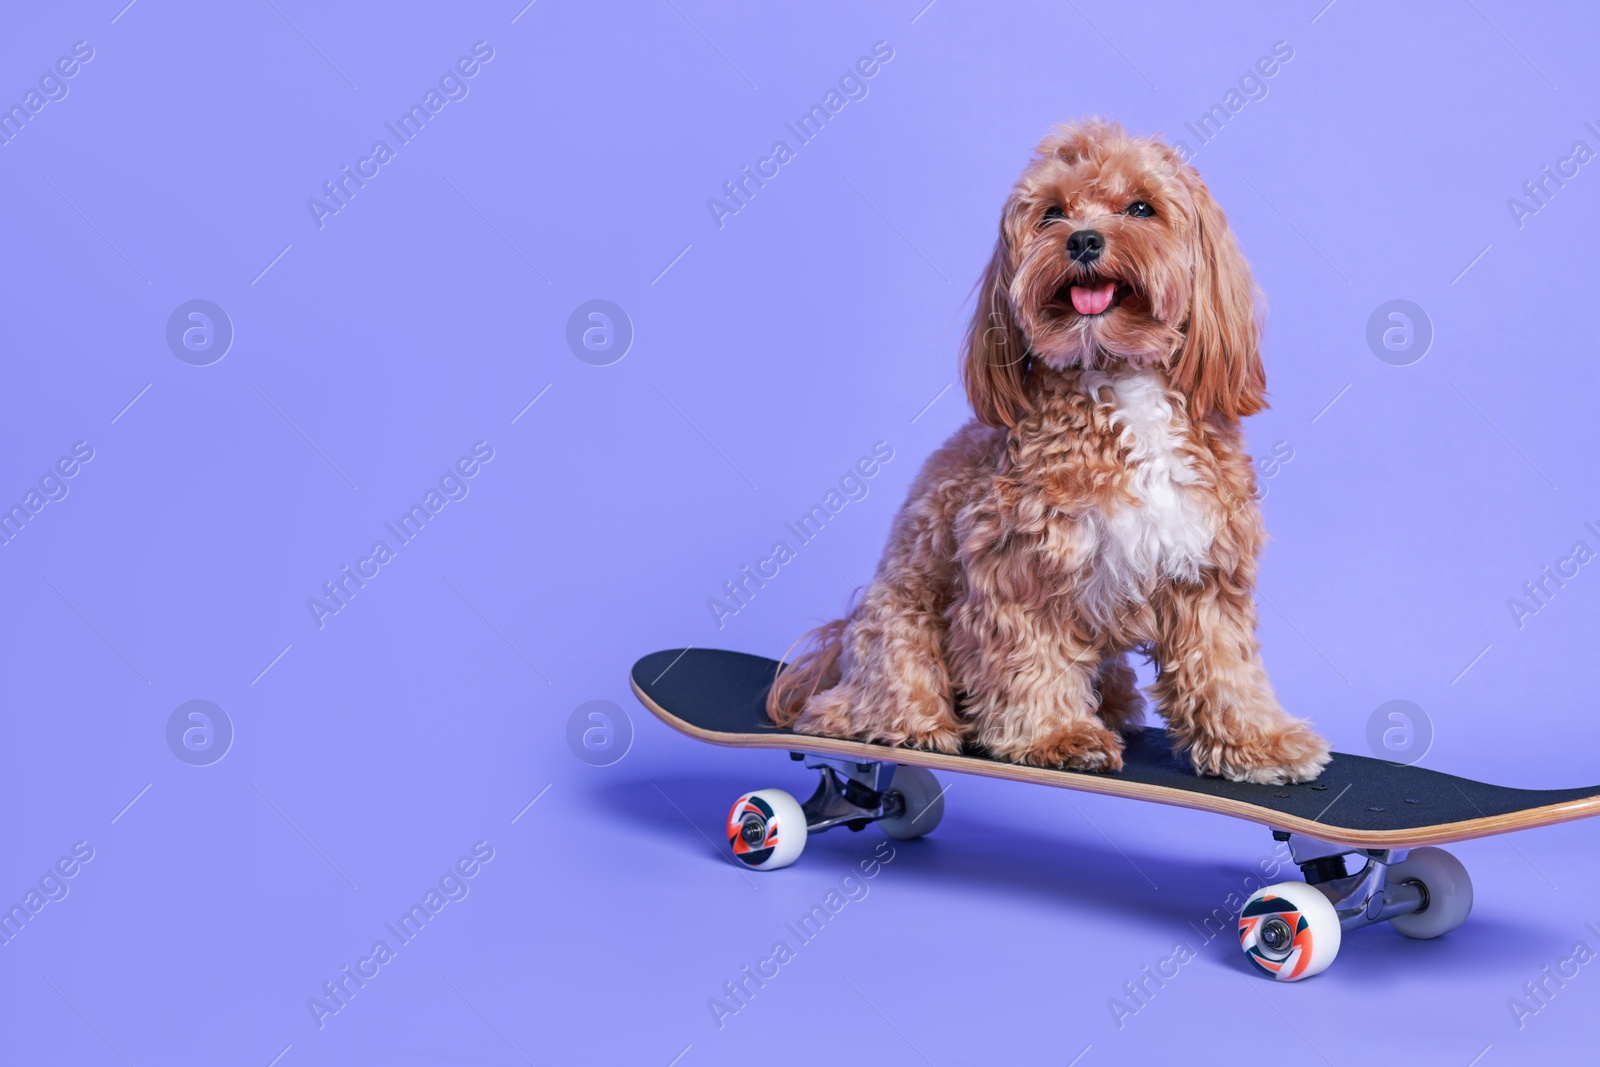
xmin=631 ymin=648 xmax=1600 ymax=849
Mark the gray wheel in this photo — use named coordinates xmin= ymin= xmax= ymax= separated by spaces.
xmin=1388 ymin=847 xmax=1473 ymax=939
xmin=878 ymin=766 xmax=944 ymax=839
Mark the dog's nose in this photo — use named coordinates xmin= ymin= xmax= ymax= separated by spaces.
xmin=1066 ymin=229 xmax=1104 ymax=264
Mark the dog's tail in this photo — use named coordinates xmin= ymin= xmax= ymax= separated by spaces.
xmin=765 ymin=618 xmax=847 ymax=727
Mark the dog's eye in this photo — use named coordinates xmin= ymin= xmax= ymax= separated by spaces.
xmin=1124 ymin=201 xmax=1155 ymax=218
xmin=1041 ymin=204 xmax=1065 ymax=223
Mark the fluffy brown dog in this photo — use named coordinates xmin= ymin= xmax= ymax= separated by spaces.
xmin=767 ymin=119 xmax=1330 ymax=785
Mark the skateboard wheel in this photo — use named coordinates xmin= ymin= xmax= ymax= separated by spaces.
xmin=1239 ymin=881 xmax=1342 ymax=981
xmin=726 ymin=789 xmax=807 ymax=871
xmin=877 ymin=766 xmax=945 ymax=840
xmin=1386 ymin=847 xmax=1473 ymax=939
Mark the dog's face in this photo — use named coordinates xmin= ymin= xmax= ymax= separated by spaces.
xmin=964 ymin=120 xmax=1266 ymax=425
xmin=1006 ymin=132 xmax=1190 ymax=372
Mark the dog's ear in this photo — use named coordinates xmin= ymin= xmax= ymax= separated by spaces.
xmin=962 ymin=235 xmax=1030 ymax=428
xmin=1171 ymin=178 xmax=1266 ymax=420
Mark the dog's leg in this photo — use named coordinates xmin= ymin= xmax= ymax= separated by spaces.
xmin=1151 ymin=578 xmax=1331 ymax=784
xmin=960 ymin=643 xmax=1125 ymax=771
xmin=953 ymin=593 xmax=1126 ymax=770
xmin=1094 ymin=653 xmax=1146 ymax=733
xmin=790 ymin=579 xmax=964 ymax=753
xmin=784 ymin=426 xmax=995 ymax=754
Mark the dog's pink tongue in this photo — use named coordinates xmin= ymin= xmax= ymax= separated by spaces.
xmin=1070 ymin=282 xmax=1116 ymax=315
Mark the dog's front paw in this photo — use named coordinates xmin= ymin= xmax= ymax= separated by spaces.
xmin=1190 ymin=719 xmax=1331 ymax=785
xmin=1007 ymin=720 xmax=1126 ymax=773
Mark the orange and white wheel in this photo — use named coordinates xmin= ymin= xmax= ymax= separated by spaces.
xmin=1239 ymin=881 xmax=1342 ymax=981
xmin=726 ymin=789 xmax=807 ymax=871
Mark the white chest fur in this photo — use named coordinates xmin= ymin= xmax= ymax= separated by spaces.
xmin=1080 ymin=368 xmax=1215 ymax=597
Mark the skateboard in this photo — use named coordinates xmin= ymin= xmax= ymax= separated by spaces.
xmin=631 ymin=648 xmax=1600 ymax=980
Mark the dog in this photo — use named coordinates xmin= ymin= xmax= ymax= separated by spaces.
xmin=766 ymin=119 xmax=1331 ymax=785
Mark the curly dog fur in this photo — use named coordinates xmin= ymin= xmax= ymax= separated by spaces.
xmin=767 ymin=119 xmax=1330 ymax=785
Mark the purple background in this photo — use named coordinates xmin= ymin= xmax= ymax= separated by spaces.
xmin=3 ymin=1 xmax=1598 ymax=1064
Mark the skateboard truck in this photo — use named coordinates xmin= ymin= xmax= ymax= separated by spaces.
xmin=793 ymin=754 xmax=904 ymax=833
xmin=721 ymin=753 xmax=947 ymax=871
xmin=1276 ymin=832 xmax=1427 ymax=931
